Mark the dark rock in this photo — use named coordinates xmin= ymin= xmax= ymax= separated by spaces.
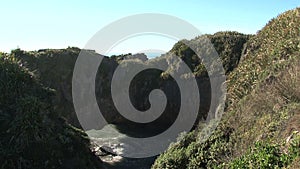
xmin=100 ymin=146 xmax=117 ymax=156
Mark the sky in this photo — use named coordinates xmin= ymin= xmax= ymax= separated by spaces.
xmin=0 ymin=0 xmax=299 ymax=55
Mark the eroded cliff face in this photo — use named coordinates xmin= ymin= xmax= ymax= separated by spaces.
xmin=13 ymin=31 xmax=250 ymax=135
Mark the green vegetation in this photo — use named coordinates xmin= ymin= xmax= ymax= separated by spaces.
xmin=10 ymin=32 xmax=250 ymax=131
xmin=10 ymin=47 xmax=82 ymax=127
xmin=170 ymin=31 xmax=252 ymax=76
xmin=0 ymin=55 xmax=102 ymax=169
xmin=153 ymin=7 xmax=300 ymax=169
xmin=229 ymin=134 xmax=300 ymax=168
xmin=1 ymin=7 xmax=299 ymax=169
xmin=161 ymin=31 xmax=251 ymax=79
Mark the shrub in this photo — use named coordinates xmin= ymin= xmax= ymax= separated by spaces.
xmin=0 ymin=56 xmax=102 ymax=169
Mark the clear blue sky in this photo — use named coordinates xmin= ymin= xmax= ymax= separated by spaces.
xmin=1 ymin=0 xmax=299 ymax=54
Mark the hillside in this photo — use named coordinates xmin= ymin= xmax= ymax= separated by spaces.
xmin=11 ymin=32 xmax=250 ymax=133
xmin=1 ymin=7 xmax=299 ymax=169
xmin=0 ymin=31 xmax=250 ymax=168
xmin=152 ymin=7 xmax=300 ymax=169
xmin=0 ymin=55 xmax=103 ymax=169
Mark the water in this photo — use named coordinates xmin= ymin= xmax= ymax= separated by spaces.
xmin=107 ymin=52 xmax=163 ymax=59
xmin=87 ymin=125 xmax=157 ymax=169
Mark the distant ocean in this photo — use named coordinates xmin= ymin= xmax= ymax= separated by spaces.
xmin=145 ymin=52 xmax=163 ymax=59
xmin=107 ymin=52 xmax=164 ymax=59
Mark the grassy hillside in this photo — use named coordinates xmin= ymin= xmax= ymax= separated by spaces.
xmin=11 ymin=32 xmax=250 ymax=133
xmin=3 ymin=31 xmax=251 ymax=165
xmin=10 ymin=47 xmax=82 ymax=127
xmin=170 ymin=31 xmax=252 ymax=76
xmin=0 ymin=54 xmax=103 ymax=169
xmin=161 ymin=31 xmax=251 ymax=79
xmin=2 ymin=7 xmax=299 ymax=169
xmin=153 ymin=7 xmax=300 ymax=169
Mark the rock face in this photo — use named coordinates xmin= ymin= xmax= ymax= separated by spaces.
xmin=99 ymin=146 xmax=118 ymax=156
xmin=13 ymin=32 xmax=250 ymax=134
xmin=125 ymin=53 xmax=148 ymax=61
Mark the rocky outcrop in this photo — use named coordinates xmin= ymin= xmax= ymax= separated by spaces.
xmin=13 ymin=32 xmax=250 ymax=135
